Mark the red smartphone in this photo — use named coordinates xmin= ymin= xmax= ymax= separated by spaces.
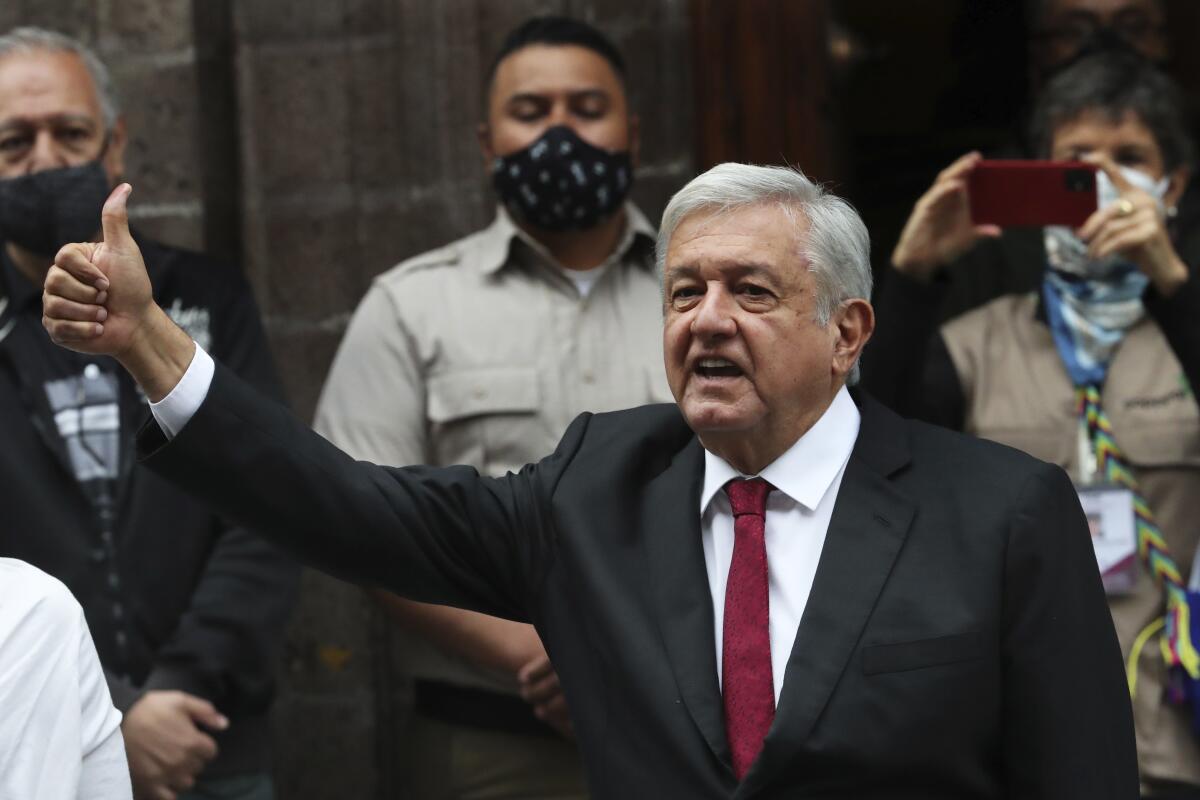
xmin=967 ymin=160 xmax=1098 ymax=228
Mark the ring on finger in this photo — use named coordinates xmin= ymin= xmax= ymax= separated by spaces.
xmin=1116 ymin=198 xmax=1135 ymax=217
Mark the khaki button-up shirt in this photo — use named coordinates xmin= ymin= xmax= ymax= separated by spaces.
xmin=314 ymin=203 xmax=672 ymax=693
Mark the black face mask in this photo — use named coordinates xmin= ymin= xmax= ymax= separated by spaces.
xmin=0 ymin=161 xmax=111 ymax=257
xmin=492 ymin=125 xmax=633 ymax=232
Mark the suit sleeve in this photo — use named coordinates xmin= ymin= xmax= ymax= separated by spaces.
xmin=142 ymin=274 xmax=299 ymax=713
xmin=139 ymin=362 xmax=584 ymax=622
xmin=1144 ymin=266 xmax=1200 ymax=411
xmin=1000 ymin=463 xmax=1139 ymax=799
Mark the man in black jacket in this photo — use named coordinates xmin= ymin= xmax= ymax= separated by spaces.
xmin=0 ymin=26 xmax=296 ymax=800
xmin=44 ymin=161 xmax=1139 ymax=797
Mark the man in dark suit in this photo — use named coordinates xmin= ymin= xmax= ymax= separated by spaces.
xmin=42 ymin=163 xmax=1138 ymax=798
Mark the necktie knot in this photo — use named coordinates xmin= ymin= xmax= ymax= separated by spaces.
xmin=725 ymin=477 xmax=772 ymax=518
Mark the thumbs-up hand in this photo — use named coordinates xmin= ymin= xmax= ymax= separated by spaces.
xmin=43 ymin=183 xmax=195 ymax=401
xmin=43 ymin=183 xmax=152 ymax=357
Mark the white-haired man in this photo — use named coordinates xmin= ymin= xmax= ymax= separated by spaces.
xmin=42 ymin=162 xmax=1137 ymax=797
xmin=0 ymin=26 xmax=296 ymax=800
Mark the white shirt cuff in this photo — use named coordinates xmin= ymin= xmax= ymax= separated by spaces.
xmin=148 ymin=342 xmax=215 ymax=440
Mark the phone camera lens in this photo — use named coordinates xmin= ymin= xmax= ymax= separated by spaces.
xmin=1064 ymin=169 xmax=1095 ymax=193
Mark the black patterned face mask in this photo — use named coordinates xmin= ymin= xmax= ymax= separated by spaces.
xmin=0 ymin=161 xmax=111 ymax=257
xmin=491 ymin=125 xmax=633 ymax=232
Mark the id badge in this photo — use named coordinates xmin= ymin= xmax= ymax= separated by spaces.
xmin=1076 ymin=484 xmax=1139 ymax=595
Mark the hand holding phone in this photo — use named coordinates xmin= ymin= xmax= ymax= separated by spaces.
xmin=967 ymin=160 xmax=1098 ymax=228
xmin=892 ymin=152 xmax=1002 ymax=279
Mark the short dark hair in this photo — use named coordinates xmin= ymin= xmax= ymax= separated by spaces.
xmin=486 ymin=15 xmax=627 ymax=88
xmin=1030 ymin=51 xmax=1194 ymax=171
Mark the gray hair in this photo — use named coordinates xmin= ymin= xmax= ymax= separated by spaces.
xmin=656 ymin=162 xmax=873 ymax=384
xmin=0 ymin=27 xmax=120 ymax=130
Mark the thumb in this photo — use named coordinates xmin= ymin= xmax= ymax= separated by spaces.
xmin=179 ymin=694 xmax=229 ymax=731
xmin=100 ymin=183 xmax=134 ymax=250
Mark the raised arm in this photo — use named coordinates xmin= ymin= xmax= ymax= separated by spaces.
xmin=43 ymin=184 xmax=566 ymax=621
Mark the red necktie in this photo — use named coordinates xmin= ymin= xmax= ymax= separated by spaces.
xmin=722 ymin=477 xmax=775 ymax=780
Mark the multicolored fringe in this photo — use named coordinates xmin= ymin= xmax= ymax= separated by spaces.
xmin=1078 ymin=385 xmax=1200 ymax=695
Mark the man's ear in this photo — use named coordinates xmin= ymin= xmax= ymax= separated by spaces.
xmin=103 ymin=117 xmax=128 ymax=184
xmin=832 ymin=299 xmax=875 ymax=379
xmin=477 ymin=122 xmax=495 ymax=173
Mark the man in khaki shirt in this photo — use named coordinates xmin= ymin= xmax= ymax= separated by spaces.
xmin=313 ymin=16 xmax=669 ymax=800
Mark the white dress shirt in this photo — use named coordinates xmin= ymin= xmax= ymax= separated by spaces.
xmin=0 ymin=559 xmax=132 ymax=800
xmin=700 ymin=386 xmax=860 ymax=704
xmin=152 ymin=345 xmax=861 ymax=708
xmin=148 ymin=341 xmax=213 ymax=438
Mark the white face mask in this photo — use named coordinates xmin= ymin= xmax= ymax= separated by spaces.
xmin=1045 ymin=165 xmax=1170 ymax=279
xmin=1094 ymin=165 xmax=1170 ymax=213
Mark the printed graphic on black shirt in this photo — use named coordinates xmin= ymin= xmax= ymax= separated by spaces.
xmin=44 ymin=365 xmax=120 ymax=483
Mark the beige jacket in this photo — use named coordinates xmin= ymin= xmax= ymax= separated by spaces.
xmin=943 ymin=292 xmax=1200 ymax=787
xmin=314 ymin=204 xmax=672 ymax=695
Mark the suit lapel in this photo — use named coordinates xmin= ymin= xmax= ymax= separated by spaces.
xmin=742 ymin=395 xmax=916 ymax=794
xmin=642 ymin=436 xmax=733 ymax=772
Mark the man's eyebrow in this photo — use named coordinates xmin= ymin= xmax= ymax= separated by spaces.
xmin=504 ymin=87 xmax=610 ymax=104
xmin=0 ymin=113 xmax=98 ymax=132
xmin=568 ymin=88 xmax=610 ymax=101
xmin=504 ymin=92 xmax=550 ymax=107
xmin=664 ymin=262 xmax=781 ymax=282
xmin=664 ymin=264 xmax=699 ymax=283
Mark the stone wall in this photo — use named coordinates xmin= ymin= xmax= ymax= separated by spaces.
xmin=1 ymin=2 xmax=693 ymax=796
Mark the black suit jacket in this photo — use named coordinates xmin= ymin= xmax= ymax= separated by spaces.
xmin=141 ymin=364 xmax=1137 ymax=798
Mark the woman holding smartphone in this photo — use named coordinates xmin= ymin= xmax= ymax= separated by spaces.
xmin=864 ymin=51 xmax=1200 ymax=800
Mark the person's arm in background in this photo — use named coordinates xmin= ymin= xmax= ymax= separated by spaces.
xmin=314 ymin=281 xmax=573 ymax=736
xmin=43 ymin=182 xmax=564 ymax=632
xmin=118 ymin=247 xmax=298 ymax=798
xmin=861 ymin=153 xmax=999 ymax=430
xmin=1145 ymin=270 xmax=1200 ymax=403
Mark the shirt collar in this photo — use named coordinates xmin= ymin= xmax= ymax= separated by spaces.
xmin=473 ymin=202 xmax=656 ymax=277
xmin=699 ymin=386 xmax=862 ymax=514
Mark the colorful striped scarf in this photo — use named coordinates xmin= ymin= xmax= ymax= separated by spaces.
xmin=1078 ymin=385 xmax=1200 ymax=695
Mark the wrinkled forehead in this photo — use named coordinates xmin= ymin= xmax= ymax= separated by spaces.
xmin=0 ymin=49 xmax=103 ymax=123
xmin=666 ymin=203 xmax=807 ymax=259
xmin=663 ymin=203 xmax=810 ymax=280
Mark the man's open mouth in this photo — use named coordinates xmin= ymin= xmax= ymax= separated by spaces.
xmin=695 ymin=358 xmax=744 ymax=378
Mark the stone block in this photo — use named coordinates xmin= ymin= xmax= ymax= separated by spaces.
xmin=238 ymin=43 xmax=352 ymax=196
xmin=270 ymin=689 xmax=379 ymax=798
xmin=130 ymin=210 xmax=205 ymax=252
xmin=278 ymin=569 xmax=376 ymax=695
xmin=256 ymin=203 xmax=365 ymax=326
xmin=235 ymin=0 xmax=389 ymax=42
xmin=260 ymin=328 xmax=344 ymax=423
xmin=8 ymin=0 xmax=96 ymax=39
xmin=99 ymin=0 xmax=194 ymax=53
xmin=114 ymin=61 xmax=203 ymax=204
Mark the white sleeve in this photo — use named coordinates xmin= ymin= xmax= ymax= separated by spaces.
xmin=78 ymin=726 xmax=132 ymax=800
xmin=75 ymin=598 xmax=131 ymax=800
xmin=0 ymin=559 xmax=131 ymax=800
xmin=148 ymin=341 xmax=215 ymax=440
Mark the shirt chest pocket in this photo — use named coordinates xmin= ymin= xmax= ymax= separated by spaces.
xmin=1108 ymin=403 xmax=1200 ymax=470
xmin=426 ymin=366 xmax=545 ymax=476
